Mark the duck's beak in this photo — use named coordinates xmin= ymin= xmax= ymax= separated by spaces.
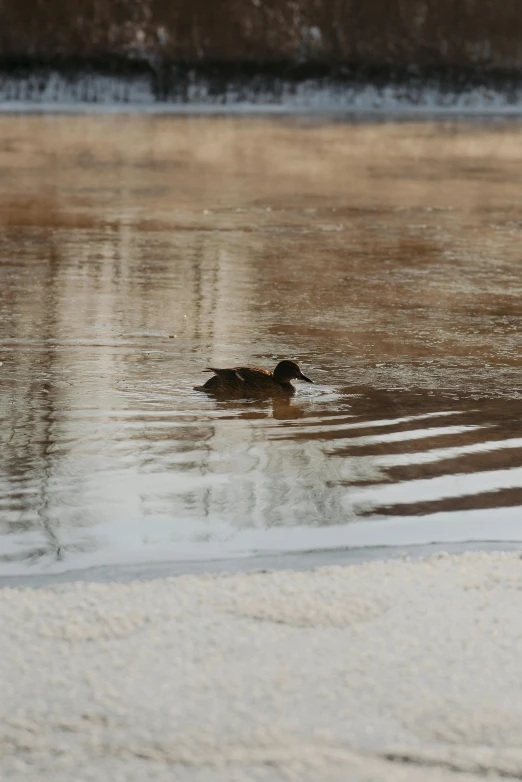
xmin=299 ymin=372 xmax=313 ymax=383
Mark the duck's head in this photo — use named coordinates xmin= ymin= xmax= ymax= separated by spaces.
xmin=273 ymin=360 xmax=313 ymax=384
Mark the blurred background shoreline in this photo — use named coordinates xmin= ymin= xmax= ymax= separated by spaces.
xmin=3 ymin=1 xmax=522 ymax=111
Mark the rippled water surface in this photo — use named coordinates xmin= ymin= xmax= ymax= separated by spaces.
xmin=2 ymin=114 xmax=522 ymax=580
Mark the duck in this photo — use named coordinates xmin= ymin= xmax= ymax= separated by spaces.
xmin=194 ymin=360 xmax=313 ymax=396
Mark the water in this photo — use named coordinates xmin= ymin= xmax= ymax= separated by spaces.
xmin=2 ymin=113 xmax=522 ymax=582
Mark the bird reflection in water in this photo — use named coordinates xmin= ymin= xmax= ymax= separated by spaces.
xmin=213 ymin=395 xmax=307 ymax=421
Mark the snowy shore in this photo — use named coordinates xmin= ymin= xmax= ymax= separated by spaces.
xmin=2 ymin=72 xmax=522 ymax=114
xmin=2 ymin=551 xmax=522 ymax=782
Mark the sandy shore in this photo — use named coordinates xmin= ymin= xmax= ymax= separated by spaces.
xmin=2 ymin=551 xmax=522 ymax=781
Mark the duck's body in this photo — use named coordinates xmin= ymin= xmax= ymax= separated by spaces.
xmin=194 ymin=360 xmax=313 ymax=396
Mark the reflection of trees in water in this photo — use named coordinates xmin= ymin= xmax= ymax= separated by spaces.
xmin=0 ymin=522 xmax=97 ymax=566
xmin=137 ymin=388 xmax=522 ymax=531
xmin=133 ymin=394 xmax=349 ymax=531
xmin=1 ymin=202 xmax=254 ymax=569
xmin=324 ymin=391 xmax=522 ymax=519
xmin=0 ymin=232 xmax=97 ymax=567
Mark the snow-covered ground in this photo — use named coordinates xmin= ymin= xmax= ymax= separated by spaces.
xmin=2 ymin=72 xmax=522 ymax=114
xmin=2 ymin=551 xmax=522 ymax=781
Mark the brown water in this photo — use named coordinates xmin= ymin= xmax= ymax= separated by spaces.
xmin=2 ymin=114 xmax=522 ymax=581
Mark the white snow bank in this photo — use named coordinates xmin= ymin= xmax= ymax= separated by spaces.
xmin=1 ymin=73 xmax=522 ymax=114
xmin=2 ymin=552 xmax=522 ymax=781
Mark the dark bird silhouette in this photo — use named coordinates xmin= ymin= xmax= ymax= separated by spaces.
xmin=194 ymin=360 xmax=313 ymax=396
